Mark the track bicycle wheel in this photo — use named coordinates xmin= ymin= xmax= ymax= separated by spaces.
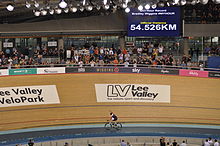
xmin=115 ymin=122 xmax=122 ymax=130
xmin=104 ymin=122 xmax=112 ymax=130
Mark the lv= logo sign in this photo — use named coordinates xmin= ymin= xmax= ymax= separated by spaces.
xmin=107 ymin=85 xmax=158 ymax=98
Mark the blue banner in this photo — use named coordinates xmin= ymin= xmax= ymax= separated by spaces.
xmin=207 ymin=56 xmax=220 ymax=69
xmin=127 ymin=7 xmax=181 ymax=36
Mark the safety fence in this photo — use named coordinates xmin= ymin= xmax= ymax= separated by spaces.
xmin=17 ymin=136 xmax=204 ymax=146
xmin=0 ymin=65 xmax=220 ymax=78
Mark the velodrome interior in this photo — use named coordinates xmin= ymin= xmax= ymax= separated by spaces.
xmin=1 ymin=73 xmax=219 ymax=131
xmin=0 ymin=0 xmax=220 ymax=145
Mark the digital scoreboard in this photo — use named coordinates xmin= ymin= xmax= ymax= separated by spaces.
xmin=127 ymin=7 xmax=181 ymax=37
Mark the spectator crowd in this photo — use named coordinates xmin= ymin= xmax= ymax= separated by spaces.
xmin=184 ymin=1 xmax=220 ymax=24
xmin=14 ymin=137 xmax=220 ymax=146
xmin=0 ymin=42 xmax=206 ymax=69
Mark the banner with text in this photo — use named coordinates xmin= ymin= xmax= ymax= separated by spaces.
xmin=0 ymin=69 xmax=9 ymax=76
xmin=151 ymin=68 xmax=179 ymax=75
xmin=179 ymin=69 xmax=208 ymax=77
xmin=92 ymin=67 xmax=151 ymax=73
xmin=95 ymin=84 xmax=170 ymax=103
xmin=0 ymin=85 xmax=60 ymax=107
xmin=208 ymin=71 xmax=220 ymax=78
xmin=9 ymin=68 xmax=37 ymax=75
xmin=65 ymin=67 xmax=93 ymax=73
xmin=128 ymin=7 xmax=181 ymax=36
xmin=37 ymin=67 xmax=65 ymax=74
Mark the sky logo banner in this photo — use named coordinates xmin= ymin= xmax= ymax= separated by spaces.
xmin=0 ymin=85 xmax=60 ymax=107
xmin=95 ymin=84 xmax=170 ymax=103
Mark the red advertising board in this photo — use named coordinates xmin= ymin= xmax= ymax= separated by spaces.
xmin=179 ymin=69 xmax=208 ymax=78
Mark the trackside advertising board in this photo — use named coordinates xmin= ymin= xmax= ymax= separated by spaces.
xmin=0 ymin=85 xmax=60 ymax=107
xmin=209 ymin=71 xmax=220 ymax=78
xmin=37 ymin=67 xmax=65 ymax=74
xmin=151 ymin=68 xmax=179 ymax=75
xmin=0 ymin=69 xmax=9 ymax=76
xmin=9 ymin=68 xmax=37 ymax=75
xmin=179 ymin=69 xmax=208 ymax=77
xmin=95 ymin=84 xmax=170 ymax=103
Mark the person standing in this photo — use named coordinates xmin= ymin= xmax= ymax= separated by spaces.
xmin=208 ymin=137 xmax=213 ymax=146
xmin=64 ymin=142 xmax=69 ymax=146
xmin=172 ymin=140 xmax=178 ymax=146
xmin=28 ymin=139 xmax=34 ymax=146
xmin=214 ymin=140 xmax=219 ymax=146
xmin=120 ymin=140 xmax=127 ymax=146
xmin=160 ymin=137 xmax=166 ymax=146
xmin=180 ymin=140 xmax=187 ymax=146
xmin=205 ymin=139 xmax=211 ymax=146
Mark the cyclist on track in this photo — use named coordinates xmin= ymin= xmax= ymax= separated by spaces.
xmin=109 ymin=112 xmax=118 ymax=124
xmin=104 ymin=111 xmax=122 ymax=129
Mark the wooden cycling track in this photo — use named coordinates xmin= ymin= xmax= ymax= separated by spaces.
xmin=0 ymin=73 xmax=220 ymax=131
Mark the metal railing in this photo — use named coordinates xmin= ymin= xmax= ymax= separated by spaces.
xmin=1 ymin=64 xmax=219 ymax=72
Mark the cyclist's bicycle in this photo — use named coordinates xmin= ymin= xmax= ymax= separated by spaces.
xmin=104 ymin=120 xmax=122 ymax=130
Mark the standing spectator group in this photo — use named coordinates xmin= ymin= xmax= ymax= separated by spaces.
xmin=0 ymin=42 xmax=200 ymax=69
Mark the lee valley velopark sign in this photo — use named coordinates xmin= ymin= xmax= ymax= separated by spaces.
xmin=95 ymin=84 xmax=170 ymax=103
xmin=0 ymin=85 xmax=60 ymax=107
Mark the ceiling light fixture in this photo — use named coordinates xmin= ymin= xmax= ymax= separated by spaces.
xmin=104 ymin=4 xmax=110 ymax=10
xmin=96 ymin=5 xmax=101 ymax=10
xmin=174 ymin=0 xmax=179 ymax=4
xmin=125 ymin=7 xmax=130 ymax=13
xmin=55 ymin=8 xmax=62 ymax=14
xmin=138 ymin=5 xmax=143 ymax=11
xmin=200 ymin=0 xmax=209 ymax=4
xmin=158 ymin=1 xmax=165 ymax=7
xmin=64 ymin=8 xmax=69 ymax=13
xmin=122 ymin=3 xmax=127 ymax=8
xmin=34 ymin=1 xmax=39 ymax=8
xmin=6 ymin=4 xmax=14 ymax=11
xmin=145 ymin=4 xmax=150 ymax=10
xmin=191 ymin=0 xmax=197 ymax=5
xmin=151 ymin=4 xmax=157 ymax=9
xmin=59 ymin=0 xmax=68 ymax=8
xmin=49 ymin=9 xmax=55 ymax=15
xmin=34 ymin=10 xmax=40 ymax=16
xmin=86 ymin=5 xmax=93 ymax=11
xmin=70 ymin=7 xmax=77 ymax=12
xmin=82 ymin=0 xmax=86 ymax=6
xmin=180 ymin=0 xmax=187 ymax=5
xmin=103 ymin=0 xmax=108 ymax=5
xmin=79 ymin=6 xmax=84 ymax=11
xmin=41 ymin=10 xmax=47 ymax=15
xmin=25 ymin=1 xmax=31 ymax=8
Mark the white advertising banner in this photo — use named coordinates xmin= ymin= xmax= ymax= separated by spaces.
xmin=95 ymin=84 xmax=170 ymax=103
xmin=0 ymin=69 xmax=9 ymax=76
xmin=3 ymin=42 xmax=13 ymax=48
xmin=66 ymin=50 xmax=71 ymax=59
xmin=37 ymin=67 xmax=65 ymax=74
xmin=0 ymin=85 xmax=60 ymax=107
xmin=48 ymin=41 xmax=57 ymax=47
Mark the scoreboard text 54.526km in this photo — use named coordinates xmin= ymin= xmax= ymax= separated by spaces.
xmin=130 ymin=24 xmax=177 ymax=31
xmin=127 ymin=7 xmax=181 ymax=37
